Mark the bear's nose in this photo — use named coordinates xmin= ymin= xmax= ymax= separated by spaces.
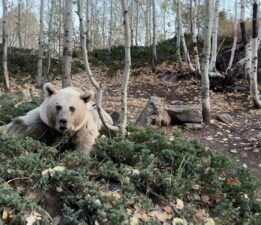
xmin=60 ymin=119 xmax=67 ymax=126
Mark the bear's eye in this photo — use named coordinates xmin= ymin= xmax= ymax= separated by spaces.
xmin=69 ymin=106 xmax=75 ymax=112
xmin=56 ymin=105 xmax=62 ymax=111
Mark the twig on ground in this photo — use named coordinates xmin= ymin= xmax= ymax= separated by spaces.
xmin=147 ymin=188 xmax=182 ymax=217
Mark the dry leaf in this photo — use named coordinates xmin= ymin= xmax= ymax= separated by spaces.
xmin=26 ymin=211 xmax=42 ymax=225
xmin=130 ymin=216 xmax=139 ymax=225
xmin=204 ymin=217 xmax=215 ymax=225
xmin=192 ymin=211 xmax=204 ymax=222
xmin=163 ymin=206 xmax=172 ymax=214
xmin=149 ymin=211 xmax=171 ymax=222
xmin=175 ymin=199 xmax=184 ymax=210
xmin=227 ymin=177 xmax=240 ymax=186
xmin=172 ymin=217 xmax=187 ymax=225
xmin=2 ymin=209 xmax=9 ymax=220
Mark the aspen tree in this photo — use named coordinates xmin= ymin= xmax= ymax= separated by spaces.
xmin=176 ymin=0 xmax=182 ymax=70
xmin=226 ymin=0 xmax=238 ymax=72
xmin=249 ymin=0 xmax=261 ymax=108
xmin=145 ymin=0 xmax=149 ymax=46
xmin=201 ymin=0 xmax=213 ymax=123
xmin=36 ymin=0 xmax=44 ymax=88
xmin=152 ymin=0 xmax=157 ymax=68
xmin=177 ymin=0 xmax=195 ymax=72
xmin=108 ymin=0 xmax=113 ymax=50
xmin=1 ymin=0 xmax=11 ymax=92
xmin=47 ymin=0 xmax=56 ymax=76
xmin=62 ymin=0 xmax=73 ymax=87
xmin=77 ymin=0 xmax=131 ymax=134
xmin=209 ymin=0 xmax=220 ymax=72
xmin=240 ymin=0 xmax=247 ymax=47
xmin=17 ymin=0 xmax=22 ymax=48
xmin=192 ymin=0 xmax=200 ymax=73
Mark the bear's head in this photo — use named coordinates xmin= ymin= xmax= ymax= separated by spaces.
xmin=40 ymin=83 xmax=94 ymax=132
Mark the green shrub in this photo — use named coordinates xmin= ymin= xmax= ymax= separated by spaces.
xmin=0 ymin=122 xmax=260 ymax=225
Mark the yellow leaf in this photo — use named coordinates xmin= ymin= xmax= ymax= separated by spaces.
xmin=2 ymin=209 xmax=9 ymax=220
xmin=26 ymin=211 xmax=42 ymax=225
xmin=204 ymin=218 xmax=215 ymax=225
xmin=175 ymin=199 xmax=184 ymax=210
xmin=149 ymin=211 xmax=171 ymax=222
xmin=172 ymin=217 xmax=187 ymax=225
xmin=163 ymin=206 xmax=172 ymax=214
xmin=227 ymin=178 xmax=240 ymax=186
xmin=130 ymin=216 xmax=139 ymax=225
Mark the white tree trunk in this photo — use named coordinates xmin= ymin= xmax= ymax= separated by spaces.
xmin=145 ymin=0 xmax=149 ymax=46
xmin=249 ymin=0 xmax=261 ymax=108
xmin=36 ymin=0 xmax=44 ymax=88
xmin=17 ymin=1 xmax=22 ymax=48
xmin=102 ymin=0 xmax=106 ymax=48
xmin=178 ymin=0 xmax=195 ymax=72
xmin=120 ymin=0 xmax=131 ymax=134
xmin=135 ymin=0 xmax=139 ymax=46
xmin=130 ymin=0 xmax=134 ymax=46
xmin=240 ymin=0 xmax=247 ymax=46
xmin=226 ymin=0 xmax=238 ymax=72
xmin=192 ymin=0 xmax=200 ymax=73
xmin=152 ymin=0 xmax=157 ymax=66
xmin=201 ymin=0 xmax=213 ymax=123
xmin=77 ymin=0 xmax=119 ymax=132
xmin=176 ymin=0 xmax=182 ymax=70
xmin=47 ymin=0 xmax=56 ymax=76
xmin=108 ymin=0 xmax=113 ymax=50
xmin=209 ymin=0 xmax=220 ymax=72
xmin=62 ymin=0 xmax=73 ymax=87
xmin=86 ymin=0 xmax=90 ymax=51
xmin=1 ymin=0 xmax=10 ymax=92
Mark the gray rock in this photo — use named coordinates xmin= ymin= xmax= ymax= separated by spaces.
xmin=166 ymin=105 xmax=203 ymax=124
xmin=183 ymin=123 xmax=205 ymax=130
xmin=136 ymin=96 xmax=171 ymax=126
xmin=217 ymin=113 xmax=234 ymax=124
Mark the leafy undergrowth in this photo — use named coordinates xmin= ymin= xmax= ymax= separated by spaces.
xmin=0 ymin=126 xmax=260 ymax=224
xmin=0 ymin=97 xmax=260 ymax=225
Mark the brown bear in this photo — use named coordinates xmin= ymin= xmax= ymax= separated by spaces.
xmin=0 ymin=83 xmax=113 ymax=154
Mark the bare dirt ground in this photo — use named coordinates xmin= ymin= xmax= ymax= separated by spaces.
xmin=1 ymin=65 xmax=261 ymax=181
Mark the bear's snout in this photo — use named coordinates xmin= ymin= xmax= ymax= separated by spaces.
xmin=59 ymin=119 xmax=68 ymax=131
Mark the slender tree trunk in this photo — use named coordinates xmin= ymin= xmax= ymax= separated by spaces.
xmin=145 ymin=0 xmax=149 ymax=46
xmin=178 ymin=0 xmax=195 ymax=72
xmin=36 ymin=0 xmax=44 ymax=88
xmin=77 ymin=0 xmax=119 ymax=132
xmin=130 ymin=0 xmax=134 ymax=46
xmin=17 ymin=1 xmax=22 ymax=48
xmin=226 ymin=0 xmax=238 ymax=72
xmin=1 ymin=0 xmax=11 ymax=92
xmin=86 ymin=0 xmax=91 ymax=51
xmin=176 ymin=1 xmax=182 ymax=71
xmin=24 ymin=0 xmax=29 ymax=48
xmin=209 ymin=0 xmax=220 ymax=72
xmin=240 ymin=0 xmax=247 ymax=47
xmin=201 ymin=0 xmax=213 ymax=123
xmin=62 ymin=0 xmax=73 ymax=87
xmin=108 ymin=0 xmax=113 ymax=50
xmin=192 ymin=0 xmax=200 ymax=73
xmin=47 ymin=0 xmax=56 ymax=76
xmin=163 ymin=9 xmax=166 ymax=40
xmin=102 ymin=0 xmax=106 ymax=48
xmin=135 ymin=0 xmax=139 ymax=46
xmin=58 ymin=0 xmax=62 ymax=58
xmin=249 ymin=0 xmax=261 ymax=108
xmin=120 ymin=0 xmax=131 ymax=134
xmin=152 ymin=0 xmax=157 ymax=69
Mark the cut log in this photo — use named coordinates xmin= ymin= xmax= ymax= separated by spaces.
xmin=135 ymin=96 xmax=171 ymax=126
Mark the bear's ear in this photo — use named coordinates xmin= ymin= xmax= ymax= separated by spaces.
xmin=43 ymin=83 xmax=57 ymax=96
xmin=80 ymin=91 xmax=94 ymax=103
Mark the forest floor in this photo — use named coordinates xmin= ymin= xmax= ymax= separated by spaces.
xmin=2 ymin=63 xmax=261 ymax=182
